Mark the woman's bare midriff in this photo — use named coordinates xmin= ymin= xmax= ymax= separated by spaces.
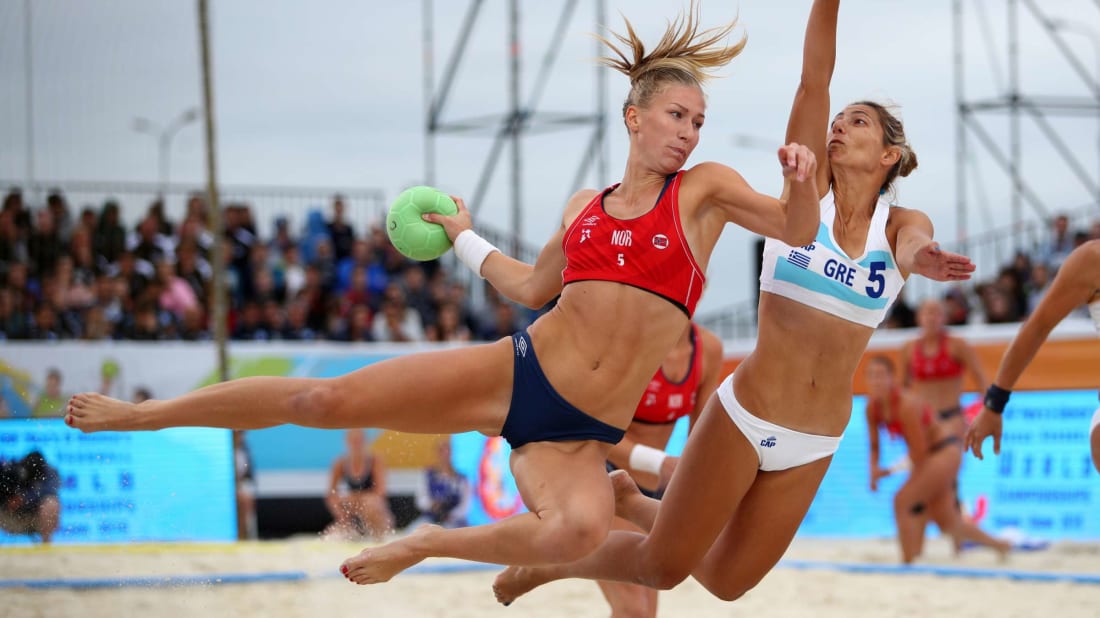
xmin=733 ymin=293 xmax=873 ymax=436
xmin=525 ymin=280 xmax=690 ymax=430
xmin=910 ymin=377 xmax=966 ymax=415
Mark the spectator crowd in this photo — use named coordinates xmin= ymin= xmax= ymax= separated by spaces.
xmin=1 ymin=186 xmax=1097 ymax=340
xmin=882 ymin=213 xmax=1100 ymax=329
xmin=0 ymin=186 xmax=534 ymax=343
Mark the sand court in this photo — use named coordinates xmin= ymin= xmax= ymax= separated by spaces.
xmin=3 ymin=536 xmax=1098 ymax=617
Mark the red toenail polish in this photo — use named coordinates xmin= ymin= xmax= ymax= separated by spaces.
xmin=340 ymin=565 xmax=348 ymax=574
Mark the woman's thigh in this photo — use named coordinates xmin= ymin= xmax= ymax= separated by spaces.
xmin=638 ymin=396 xmax=761 ymax=574
xmin=692 ymin=456 xmax=832 ymax=599
xmin=327 ymin=337 xmax=515 ymax=435
xmin=896 ymin=448 xmax=960 ymax=505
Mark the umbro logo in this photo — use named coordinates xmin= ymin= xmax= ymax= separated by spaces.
xmin=760 ymin=436 xmax=777 ymax=448
xmin=582 ymin=215 xmax=600 ymax=227
xmin=515 ymin=336 xmax=528 ymax=358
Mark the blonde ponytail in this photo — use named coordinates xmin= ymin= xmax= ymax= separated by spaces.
xmin=597 ymin=1 xmax=746 ymax=117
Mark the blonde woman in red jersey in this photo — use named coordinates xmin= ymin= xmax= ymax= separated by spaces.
xmin=600 ymin=322 xmax=723 ymax=618
xmin=865 ymin=356 xmax=1009 ymax=563
xmin=66 ymin=2 xmax=825 ymax=584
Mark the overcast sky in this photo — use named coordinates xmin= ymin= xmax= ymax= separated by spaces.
xmin=1 ymin=1 xmax=1098 ymax=313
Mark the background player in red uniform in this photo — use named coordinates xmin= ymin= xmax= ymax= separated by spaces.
xmin=900 ymin=298 xmax=988 ymax=426
xmin=599 ymin=322 xmax=723 ymax=617
xmin=865 ymin=356 xmax=1009 ymax=563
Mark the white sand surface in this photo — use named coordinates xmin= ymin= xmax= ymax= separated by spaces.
xmin=2 ymin=536 xmax=1098 ymax=617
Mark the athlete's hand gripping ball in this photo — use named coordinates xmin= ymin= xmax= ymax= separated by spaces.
xmin=420 ymin=194 xmax=474 ymax=244
xmin=386 ymin=185 xmax=459 ymax=261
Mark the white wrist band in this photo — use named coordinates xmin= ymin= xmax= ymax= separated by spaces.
xmin=628 ymin=444 xmax=667 ymax=475
xmin=453 ymin=229 xmax=499 ymax=279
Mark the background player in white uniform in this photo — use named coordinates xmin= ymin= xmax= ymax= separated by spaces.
xmin=967 ymin=240 xmax=1100 ymax=473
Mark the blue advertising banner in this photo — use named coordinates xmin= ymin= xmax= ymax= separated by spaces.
xmin=803 ymin=390 xmax=1099 ymax=539
xmin=453 ymin=390 xmax=1100 ymax=540
xmin=0 ymin=419 xmax=236 ymax=545
xmin=452 ymin=435 xmax=526 ymax=526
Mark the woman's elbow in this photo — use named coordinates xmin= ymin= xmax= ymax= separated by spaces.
xmin=796 ymin=229 xmax=818 ymax=247
xmin=523 ymin=291 xmax=555 ymax=311
xmin=519 ymin=281 xmax=559 ymax=310
xmin=782 ymin=226 xmax=817 ymax=248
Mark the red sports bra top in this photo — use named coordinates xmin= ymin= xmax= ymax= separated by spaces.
xmin=910 ymin=333 xmax=965 ymax=381
xmin=561 ymin=172 xmax=705 ymax=317
xmin=870 ymin=389 xmax=932 ymax=439
xmin=632 ymin=324 xmax=702 ymax=425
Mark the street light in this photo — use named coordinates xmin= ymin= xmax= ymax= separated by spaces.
xmin=131 ymin=106 xmax=201 ymax=198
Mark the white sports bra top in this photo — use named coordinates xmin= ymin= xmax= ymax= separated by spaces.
xmin=759 ymin=192 xmax=905 ymax=328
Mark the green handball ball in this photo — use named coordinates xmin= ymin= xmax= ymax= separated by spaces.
xmin=385 ymin=186 xmax=458 ymax=261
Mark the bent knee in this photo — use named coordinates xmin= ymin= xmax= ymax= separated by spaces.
xmin=696 ymin=571 xmax=760 ymax=602
xmin=693 ymin=556 xmax=776 ymax=601
xmin=533 ymin=512 xmax=610 ymax=563
xmin=710 ymin=586 xmax=749 ymax=603
xmin=894 ymin=491 xmax=925 ymax=515
xmin=648 ymin=563 xmax=690 ymax=591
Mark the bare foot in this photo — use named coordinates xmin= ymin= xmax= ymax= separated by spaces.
xmin=66 ymin=393 xmax=141 ymax=433
xmin=995 ymin=540 xmax=1012 ymax=563
xmin=610 ymin=469 xmax=653 ymax=528
xmin=493 ymin=566 xmax=553 ymax=607
xmin=340 ymin=524 xmax=437 ymax=585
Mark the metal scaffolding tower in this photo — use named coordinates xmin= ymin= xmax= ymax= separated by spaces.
xmin=954 ymin=0 xmax=1100 ymax=254
xmin=421 ymin=0 xmax=608 ymax=256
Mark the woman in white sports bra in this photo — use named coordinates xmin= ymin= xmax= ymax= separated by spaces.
xmin=968 ymin=239 xmax=1100 ymax=473
xmin=494 ymin=0 xmax=975 ymax=604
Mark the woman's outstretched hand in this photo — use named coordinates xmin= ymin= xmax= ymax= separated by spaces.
xmin=911 ymin=242 xmax=976 ymax=282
